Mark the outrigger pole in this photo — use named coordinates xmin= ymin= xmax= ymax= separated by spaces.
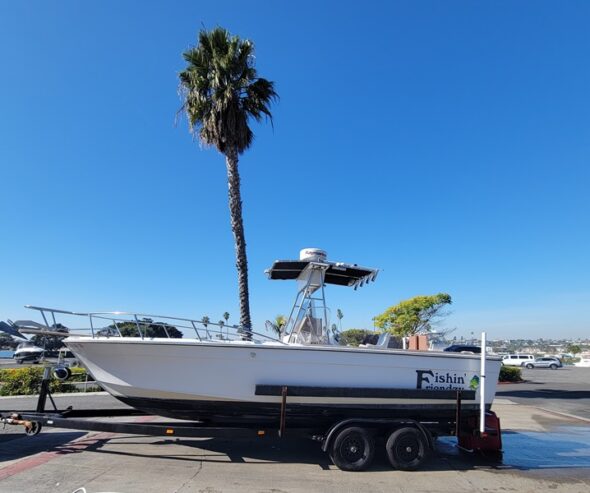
xmin=480 ymin=331 xmax=486 ymax=435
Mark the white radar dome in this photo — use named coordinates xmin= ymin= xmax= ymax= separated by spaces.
xmin=299 ymin=248 xmax=327 ymax=262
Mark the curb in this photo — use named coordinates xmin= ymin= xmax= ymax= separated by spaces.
xmin=533 ymin=406 xmax=590 ymax=424
xmin=0 ymin=391 xmax=108 ymax=400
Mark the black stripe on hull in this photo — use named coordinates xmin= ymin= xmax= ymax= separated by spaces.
xmin=116 ymin=396 xmax=489 ymax=428
xmin=255 ymin=385 xmax=476 ymax=400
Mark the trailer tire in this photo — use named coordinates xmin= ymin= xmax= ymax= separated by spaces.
xmin=386 ymin=427 xmax=427 ymax=471
xmin=330 ymin=426 xmax=375 ymax=471
xmin=25 ymin=422 xmax=42 ymax=436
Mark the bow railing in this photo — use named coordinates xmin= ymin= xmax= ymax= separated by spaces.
xmin=15 ymin=305 xmax=285 ymax=344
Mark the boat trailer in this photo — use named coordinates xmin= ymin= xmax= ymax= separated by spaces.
xmin=0 ymin=364 xmax=502 ymax=472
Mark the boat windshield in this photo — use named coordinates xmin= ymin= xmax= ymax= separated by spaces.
xmin=16 ymin=341 xmax=38 ymax=350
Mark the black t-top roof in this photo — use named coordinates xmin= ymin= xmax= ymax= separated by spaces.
xmin=265 ymin=260 xmax=378 ymax=288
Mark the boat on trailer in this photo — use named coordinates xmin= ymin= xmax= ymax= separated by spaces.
xmin=7 ymin=248 xmax=502 ymax=427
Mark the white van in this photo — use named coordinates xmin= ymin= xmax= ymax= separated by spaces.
xmin=502 ymin=354 xmax=535 ymax=367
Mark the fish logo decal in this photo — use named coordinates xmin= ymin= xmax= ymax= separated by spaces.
xmin=469 ymin=375 xmax=480 ymax=390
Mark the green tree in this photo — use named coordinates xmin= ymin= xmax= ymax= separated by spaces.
xmin=223 ymin=312 xmax=230 ymax=324
xmin=30 ymin=323 xmax=69 ymax=353
xmin=100 ymin=320 xmax=183 ymax=339
xmin=30 ymin=334 xmax=66 ymax=352
xmin=567 ymin=344 xmax=582 ymax=355
xmin=339 ymin=329 xmax=373 ymax=347
xmin=374 ymin=293 xmax=452 ymax=337
xmin=179 ymin=27 xmax=278 ymax=336
xmin=0 ymin=333 xmax=18 ymax=350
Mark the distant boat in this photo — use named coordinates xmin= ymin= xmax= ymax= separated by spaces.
xmin=13 ymin=341 xmax=44 ymax=364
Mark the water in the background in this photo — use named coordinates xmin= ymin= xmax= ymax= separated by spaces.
xmin=0 ymin=350 xmax=14 ymax=358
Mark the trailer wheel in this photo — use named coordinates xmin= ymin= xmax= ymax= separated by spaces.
xmin=25 ymin=422 xmax=42 ymax=436
xmin=386 ymin=427 xmax=427 ymax=471
xmin=330 ymin=426 xmax=375 ymax=471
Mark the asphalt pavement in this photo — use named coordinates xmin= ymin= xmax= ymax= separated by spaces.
xmin=496 ymin=365 xmax=590 ymax=420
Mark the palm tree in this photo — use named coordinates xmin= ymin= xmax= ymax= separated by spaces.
xmin=266 ymin=314 xmax=286 ymax=337
xmin=223 ymin=311 xmax=230 ymax=339
xmin=179 ymin=27 xmax=278 ymax=337
xmin=201 ymin=315 xmax=210 ymax=338
xmin=336 ymin=309 xmax=344 ymax=332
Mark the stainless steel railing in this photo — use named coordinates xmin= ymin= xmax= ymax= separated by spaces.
xmin=22 ymin=305 xmax=285 ymax=344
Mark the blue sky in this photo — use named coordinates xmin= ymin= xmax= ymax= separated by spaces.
xmin=1 ymin=1 xmax=588 ymax=339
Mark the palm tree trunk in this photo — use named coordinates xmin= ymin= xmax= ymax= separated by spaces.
xmin=225 ymin=147 xmax=252 ymax=336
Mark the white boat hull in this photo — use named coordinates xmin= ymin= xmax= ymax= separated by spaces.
xmin=66 ymin=337 xmax=501 ymax=426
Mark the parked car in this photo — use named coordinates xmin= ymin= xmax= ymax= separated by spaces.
xmin=502 ymin=354 xmax=535 ymax=367
xmin=443 ymin=345 xmax=481 ymax=354
xmin=542 ymin=356 xmax=563 ymax=364
xmin=525 ymin=357 xmax=563 ymax=370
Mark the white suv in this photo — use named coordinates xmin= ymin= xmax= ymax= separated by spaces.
xmin=502 ymin=354 xmax=535 ymax=367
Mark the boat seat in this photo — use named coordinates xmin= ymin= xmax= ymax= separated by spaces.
xmin=359 ymin=332 xmax=391 ymax=348
xmin=293 ymin=315 xmax=327 ymax=344
xmin=377 ymin=332 xmax=391 ymax=347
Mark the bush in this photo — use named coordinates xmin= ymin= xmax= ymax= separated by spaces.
xmin=339 ymin=329 xmax=374 ymax=347
xmin=0 ymin=367 xmax=88 ymax=396
xmin=499 ymin=365 xmax=523 ymax=383
xmin=67 ymin=366 xmax=94 ymax=382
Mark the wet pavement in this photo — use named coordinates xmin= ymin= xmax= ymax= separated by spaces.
xmin=502 ymin=426 xmax=590 ymax=476
xmin=437 ymin=423 xmax=590 ymax=482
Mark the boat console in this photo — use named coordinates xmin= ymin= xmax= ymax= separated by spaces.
xmin=265 ymin=248 xmax=378 ymax=345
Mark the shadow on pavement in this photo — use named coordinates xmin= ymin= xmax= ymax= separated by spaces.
xmin=498 ymin=389 xmax=590 ymax=399
xmin=0 ymin=431 xmax=86 ymax=463
xmin=2 ymin=425 xmax=589 ymax=477
xmin=57 ymin=427 xmax=590 ymax=474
